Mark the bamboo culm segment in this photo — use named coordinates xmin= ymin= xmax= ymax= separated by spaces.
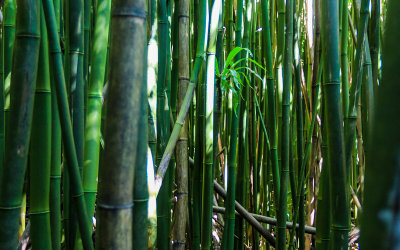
xmin=29 ymin=8 xmax=52 ymax=250
xmin=277 ymin=0 xmax=293 ymax=248
xmin=173 ymin=0 xmax=190 ymax=247
xmin=360 ymin=0 xmax=400 ymax=248
xmin=321 ymin=0 xmax=349 ymax=248
xmin=0 ymin=0 xmax=40 ymax=248
xmin=95 ymin=0 xmax=147 ymax=248
xmin=83 ymin=0 xmax=111 ymax=230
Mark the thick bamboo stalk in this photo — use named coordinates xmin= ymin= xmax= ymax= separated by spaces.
xmin=82 ymin=0 xmax=111 ymax=229
xmin=29 ymin=10 xmax=52 ymax=250
xmin=0 ymin=0 xmax=40 ymax=248
xmin=201 ymin=1 xmax=221 ymax=249
xmin=173 ymin=0 xmax=190 ymax=247
xmin=321 ymin=0 xmax=349 ymax=248
xmin=95 ymin=0 xmax=147 ymax=248
xmin=360 ymin=0 xmax=400 ymax=248
xmin=315 ymin=107 xmax=331 ymax=249
xmin=132 ymin=42 xmax=149 ymax=249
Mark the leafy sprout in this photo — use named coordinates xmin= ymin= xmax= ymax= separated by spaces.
xmin=215 ymin=47 xmax=265 ymax=112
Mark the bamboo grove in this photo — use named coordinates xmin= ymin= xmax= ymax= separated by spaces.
xmin=0 ymin=0 xmax=398 ymax=249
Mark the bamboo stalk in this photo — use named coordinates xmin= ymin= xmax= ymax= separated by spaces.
xmin=201 ymin=1 xmax=222 ymax=248
xmin=213 ymin=206 xmax=316 ymax=235
xmin=321 ymin=0 xmax=349 ymax=248
xmin=344 ymin=0 xmax=370 ymax=177
xmin=360 ymin=1 xmax=400 ymax=248
xmin=276 ymin=0 xmax=293 ymax=247
xmin=82 ymin=0 xmax=111 ymax=229
xmin=49 ymin=0 xmax=62 ymax=248
xmin=95 ymin=0 xmax=147 ymax=248
xmin=29 ymin=9 xmax=52 ymax=250
xmin=173 ymin=0 xmax=190 ymax=247
xmin=0 ymin=0 xmax=40 ymax=248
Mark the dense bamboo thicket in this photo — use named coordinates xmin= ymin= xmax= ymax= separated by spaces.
xmin=0 ymin=0 xmax=398 ymax=249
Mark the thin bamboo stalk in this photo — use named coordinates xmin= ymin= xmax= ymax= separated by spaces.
xmin=213 ymin=207 xmax=316 ymax=234
xmin=276 ymin=0 xmax=293 ymax=247
xmin=261 ymin=0 xmax=279 ymax=209
xmin=49 ymin=0 xmax=62 ymax=248
xmin=344 ymin=0 xmax=370 ymax=178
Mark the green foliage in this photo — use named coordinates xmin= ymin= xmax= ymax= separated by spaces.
xmin=215 ymin=46 xmax=265 ymax=112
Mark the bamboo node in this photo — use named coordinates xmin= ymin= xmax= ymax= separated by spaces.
xmin=97 ymin=202 xmax=134 ymax=210
xmin=112 ymin=8 xmax=147 ymax=20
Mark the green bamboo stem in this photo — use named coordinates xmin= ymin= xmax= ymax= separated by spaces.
xmin=220 ymin=83 xmax=240 ymax=249
xmin=83 ymin=0 xmax=91 ymax=119
xmin=315 ymin=105 xmax=330 ymax=249
xmin=261 ymin=0 xmax=279 ymax=208
xmin=132 ymin=41 xmax=149 ymax=249
xmin=275 ymin=0 xmax=285 ymax=181
xmin=361 ymin=40 xmax=373 ymax=163
xmin=2 ymin=0 xmax=16 ymax=157
xmin=341 ymin=0 xmax=349 ymax=119
xmin=360 ymin=1 xmax=400 ymax=247
xmin=321 ymin=0 xmax=349 ymax=248
xmin=250 ymin=4 xmax=259 ymax=248
xmin=0 ymin=18 xmax=3 ymax=192
xmin=42 ymin=0 xmax=94 ymax=248
xmin=344 ymin=0 xmax=370 ymax=177
xmin=170 ymin=0 xmax=179 ymax=121
xmin=50 ymin=65 xmax=62 ymax=250
xmin=189 ymin=3 xmax=208 ymax=249
xmin=29 ymin=11 xmax=52 ymax=249
xmin=95 ymin=0 xmax=147 ymax=248
xmin=49 ymin=0 xmax=62 ymax=248
xmin=0 ymin=0 xmax=40 ymax=248
xmin=156 ymin=0 xmax=171 ymax=247
xmin=200 ymin=0 xmax=221 ymax=248
xmin=369 ymin=0 xmax=380 ymax=90
xmin=234 ymin=0 xmax=247 ymax=247
xmin=67 ymin=0 xmax=85 ymax=244
xmin=173 ymin=0 xmax=190 ymax=247
xmin=276 ymin=0 xmax=293 ymax=248
xmin=82 ymin=0 xmax=110 ymax=229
